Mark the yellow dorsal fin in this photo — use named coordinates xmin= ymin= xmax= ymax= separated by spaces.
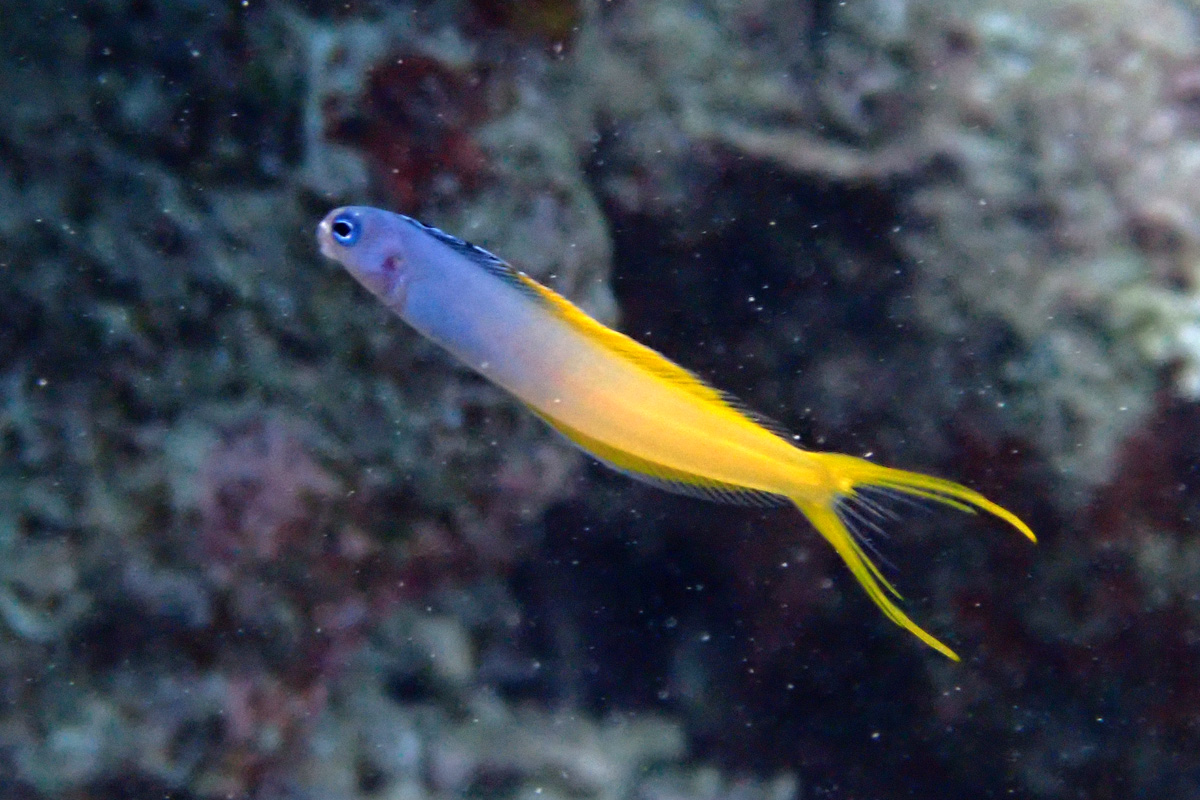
xmin=516 ymin=273 xmax=728 ymax=404
xmin=515 ymin=273 xmax=796 ymax=440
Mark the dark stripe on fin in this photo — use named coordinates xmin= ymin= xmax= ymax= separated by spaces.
xmin=401 ymin=215 xmax=544 ymax=303
xmin=529 ymin=406 xmax=787 ymax=508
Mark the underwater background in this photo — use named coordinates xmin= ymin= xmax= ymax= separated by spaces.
xmin=2 ymin=0 xmax=1199 ymax=797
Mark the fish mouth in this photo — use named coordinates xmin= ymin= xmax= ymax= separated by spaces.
xmin=316 ymin=216 xmax=339 ymax=260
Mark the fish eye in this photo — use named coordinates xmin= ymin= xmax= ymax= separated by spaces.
xmin=330 ymin=213 xmax=360 ymax=246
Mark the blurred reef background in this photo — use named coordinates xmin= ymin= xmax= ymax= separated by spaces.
xmin=3 ymin=0 xmax=1200 ymax=797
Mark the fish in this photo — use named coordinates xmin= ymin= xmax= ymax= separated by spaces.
xmin=317 ymin=205 xmax=1036 ymax=661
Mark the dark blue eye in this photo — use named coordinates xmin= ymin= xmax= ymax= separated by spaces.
xmin=330 ymin=213 xmax=360 ymax=246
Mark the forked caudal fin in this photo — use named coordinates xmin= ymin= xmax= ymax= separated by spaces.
xmin=793 ymin=453 xmax=1036 ymax=662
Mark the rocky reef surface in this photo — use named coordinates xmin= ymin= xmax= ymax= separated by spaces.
xmin=3 ymin=1 xmax=1200 ymax=799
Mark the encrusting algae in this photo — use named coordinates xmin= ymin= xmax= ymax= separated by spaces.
xmin=318 ymin=205 xmax=1036 ymax=661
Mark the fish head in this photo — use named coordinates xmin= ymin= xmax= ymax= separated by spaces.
xmin=317 ymin=206 xmax=413 ymax=310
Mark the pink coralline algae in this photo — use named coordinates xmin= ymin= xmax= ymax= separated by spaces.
xmin=197 ymin=416 xmax=340 ymax=568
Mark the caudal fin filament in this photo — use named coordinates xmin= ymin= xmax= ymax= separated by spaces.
xmin=793 ymin=453 xmax=1036 ymax=661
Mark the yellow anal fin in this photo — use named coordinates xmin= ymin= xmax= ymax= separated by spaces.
xmin=529 ymin=405 xmax=785 ymax=508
